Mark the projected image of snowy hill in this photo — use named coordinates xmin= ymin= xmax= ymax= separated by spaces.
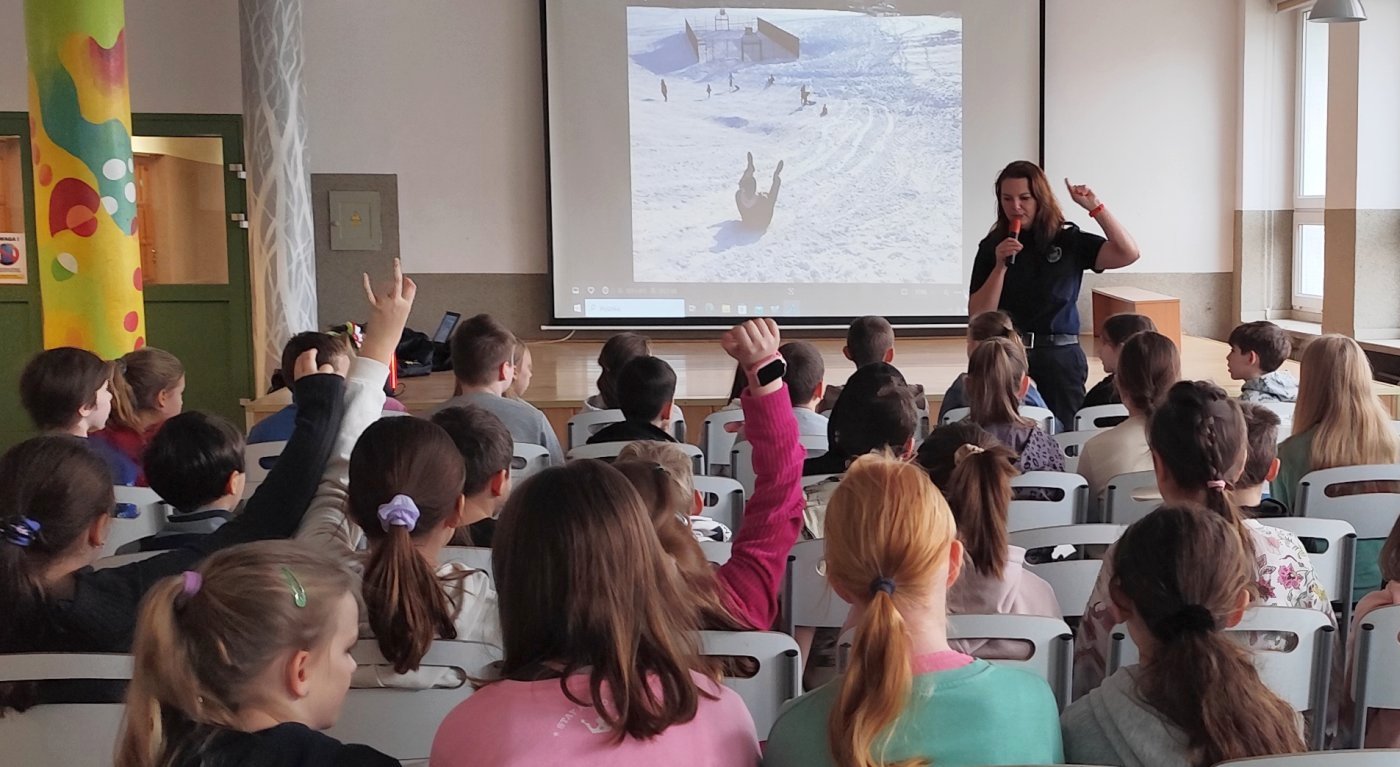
xmin=628 ymin=6 xmax=961 ymax=285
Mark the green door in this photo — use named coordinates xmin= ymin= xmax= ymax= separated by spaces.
xmin=0 ymin=113 xmax=46 ymax=448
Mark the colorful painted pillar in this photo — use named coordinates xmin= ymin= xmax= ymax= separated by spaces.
xmin=24 ymin=0 xmax=145 ymax=356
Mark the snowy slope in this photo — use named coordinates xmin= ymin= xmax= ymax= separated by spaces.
xmin=627 ymin=7 xmax=962 ymax=285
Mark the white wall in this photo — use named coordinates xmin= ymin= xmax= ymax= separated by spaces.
xmin=1238 ymin=0 xmax=1298 ymax=212
xmin=1044 ymin=0 xmax=1240 ymax=274
xmin=0 ymin=0 xmax=241 ymax=114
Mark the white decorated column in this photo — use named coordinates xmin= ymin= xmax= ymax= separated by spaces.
xmin=240 ymin=0 xmax=318 ymax=387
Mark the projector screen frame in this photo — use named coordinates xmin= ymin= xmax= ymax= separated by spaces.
xmin=540 ymin=0 xmax=1048 ymax=328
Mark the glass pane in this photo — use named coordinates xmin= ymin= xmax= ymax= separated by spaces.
xmin=0 ymin=136 xmax=24 ymax=233
xmin=1296 ymin=223 xmax=1325 ymax=298
xmin=133 ymin=136 xmax=228 ymax=285
xmin=1300 ymin=13 xmax=1328 ymax=198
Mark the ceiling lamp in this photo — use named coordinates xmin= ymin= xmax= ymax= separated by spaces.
xmin=1309 ymin=0 xmax=1367 ymax=23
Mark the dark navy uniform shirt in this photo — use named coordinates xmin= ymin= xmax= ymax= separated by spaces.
xmin=969 ymin=222 xmax=1107 ymax=335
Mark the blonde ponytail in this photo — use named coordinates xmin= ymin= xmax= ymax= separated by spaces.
xmin=108 ymin=348 xmax=184 ymax=431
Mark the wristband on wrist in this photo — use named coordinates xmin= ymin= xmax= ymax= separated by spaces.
xmin=1089 ymin=203 xmax=1106 ymax=219
xmin=745 ymin=353 xmax=786 ymax=388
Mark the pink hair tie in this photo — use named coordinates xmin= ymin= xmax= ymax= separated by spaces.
xmin=181 ymin=570 xmax=202 ymax=598
xmin=1206 ymin=480 xmax=1228 ymax=491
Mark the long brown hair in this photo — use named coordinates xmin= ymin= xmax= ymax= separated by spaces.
xmin=19 ymin=347 xmax=114 ymax=431
xmin=967 ymin=336 xmax=1031 ymax=429
xmin=109 ymin=348 xmax=184 ymax=431
xmin=916 ymin=422 xmax=1018 ymax=579
xmin=824 ymin=453 xmax=958 ymax=767
xmin=1148 ymin=382 xmax=1252 ymax=556
xmin=491 ymin=460 xmax=717 ymax=741
xmin=597 ymin=332 xmax=652 ymax=409
xmin=614 ymin=442 xmax=747 ymax=631
xmin=116 ymin=541 xmax=356 ymax=767
xmin=1111 ymin=505 xmax=1305 ymax=766
xmin=993 ymin=160 xmax=1066 ymax=242
xmin=1115 ymin=331 xmax=1180 ymax=418
xmin=966 ymin=310 xmax=1019 ymax=344
xmin=1293 ymin=334 xmax=1399 ymax=466
xmin=347 ymin=417 xmax=468 ymax=675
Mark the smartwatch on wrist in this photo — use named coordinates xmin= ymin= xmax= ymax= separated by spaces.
xmin=746 ymin=353 xmax=786 ymax=388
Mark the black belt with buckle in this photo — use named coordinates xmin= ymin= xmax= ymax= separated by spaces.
xmin=1021 ymin=332 xmax=1080 ymax=348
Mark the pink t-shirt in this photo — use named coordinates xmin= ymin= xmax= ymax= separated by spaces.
xmin=430 ymin=671 xmax=759 ymax=767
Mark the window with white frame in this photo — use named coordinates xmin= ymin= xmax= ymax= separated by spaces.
xmin=1292 ymin=9 xmax=1327 ymax=314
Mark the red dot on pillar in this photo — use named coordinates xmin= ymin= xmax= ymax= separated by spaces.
xmin=133 ymin=267 xmax=142 ymax=291
xmin=134 ymin=336 xmax=145 ymax=349
xmin=38 ymin=165 xmax=52 ymax=186
xmin=123 ymin=311 xmax=139 ymax=332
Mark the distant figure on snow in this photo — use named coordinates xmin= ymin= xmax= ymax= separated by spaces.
xmin=767 ymin=74 xmax=776 ymax=88
xmin=820 ymin=104 xmax=829 ymax=117
xmin=661 ymin=79 xmax=668 ymax=102
xmin=735 ymin=151 xmax=784 ymax=231
xmin=800 ymin=84 xmax=813 ymax=107
xmin=707 ymin=84 xmax=712 ymax=98
xmin=730 ymin=73 xmax=739 ymax=92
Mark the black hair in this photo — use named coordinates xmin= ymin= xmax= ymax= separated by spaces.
xmin=145 ymin=412 xmax=247 ymax=514
xmin=616 ymin=356 xmax=678 ymax=423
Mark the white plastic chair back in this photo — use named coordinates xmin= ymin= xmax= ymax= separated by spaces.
xmin=693 ymin=476 xmax=744 ymax=532
xmin=568 ymin=441 xmax=705 ymax=474
xmin=0 ymin=653 xmax=133 ymax=767
xmin=1215 ymin=752 xmax=1400 ymax=767
xmin=1053 ymin=429 xmax=1102 ymax=474
xmin=1009 ymin=524 xmax=1126 ymax=619
xmin=1265 ymin=517 xmax=1356 ymax=639
xmin=242 ymin=440 xmax=287 ymax=497
xmin=1109 ymin=606 xmax=1334 ymax=747
xmin=702 ymin=409 xmax=746 ymax=474
xmin=783 ymin=538 xmax=850 ymax=634
xmin=1101 ymin=470 xmax=1161 ymax=526
xmin=947 ymin=614 xmax=1075 ymax=710
xmin=92 ymin=551 xmax=163 ymax=570
xmin=439 ymin=546 xmax=493 ymax=580
xmin=1352 ymin=605 xmax=1400 ymax=746
xmin=699 ymin=539 xmax=733 ymax=565
xmin=329 ymin=639 xmax=502 ymax=761
xmin=1258 ymin=401 xmax=1296 ymax=428
xmin=107 ymin=486 xmax=169 ymax=556
xmin=567 ymin=410 xmax=625 ymax=449
xmin=942 ymin=405 xmax=1055 ymax=434
xmin=1008 ymin=472 xmax=1089 ymax=530
xmin=732 ymin=435 xmax=827 ymax=496
xmin=1296 ymin=464 xmax=1400 ymax=539
xmin=699 ymin=630 xmax=801 ymax=740
xmin=1073 ymin=404 xmax=1129 ymax=431
xmin=510 ymin=442 xmax=551 ymax=482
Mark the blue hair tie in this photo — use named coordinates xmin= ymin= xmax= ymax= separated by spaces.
xmin=2 ymin=516 xmax=40 ymax=548
xmin=870 ymin=576 xmax=896 ymax=596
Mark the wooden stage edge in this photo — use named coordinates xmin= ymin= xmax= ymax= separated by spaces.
xmin=242 ymin=334 xmax=1400 ymax=444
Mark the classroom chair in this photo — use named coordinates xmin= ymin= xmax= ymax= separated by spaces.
xmin=509 ymin=442 xmax=551 ymax=482
xmin=567 ymin=407 xmax=686 ymax=449
xmin=0 ymin=652 xmax=132 ymax=767
xmin=701 ymin=409 xmax=746 ymax=475
xmin=1216 ymin=753 xmax=1400 ymax=767
xmin=732 ymin=435 xmax=827 ymax=496
xmin=947 ymin=614 xmax=1075 ymax=711
xmin=438 ymin=546 xmax=493 ymax=579
xmin=108 ymin=486 xmax=170 ymax=557
xmin=1101 ymin=470 xmax=1161 ymax=526
xmin=1351 ymin=606 xmax=1400 ymax=748
xmin=242 ymin=440 xmax=287 ymax=498
xmin=782 ymin=538 xmax=850 ymax=635
xmin=1073 ymin=404 xmax=1129 ymax=431
xmin=1266 ymin=516 xmax=1356 ymax=643
xmin=1008 ymin=471 xmax=1090 ymax=530
xmin=1295 ymin=464 xmax=1400 ymax=541
xmin=1008 ymin=524 xmax=1127 ymax=621
xmin=567 ymin=441 xmax=705 ymax=475
xmin=1052 ymin=430 xmax=1101 ymax=475
xmin=942 ymin=405 xmax=1057 ymax=435
xmin=699 ymin=630 xmax=802 ymax=740
xmin=698 ymin=539 xmax=733 ymax=565
xmin=692 ymin=475 xmax=745 ymax=533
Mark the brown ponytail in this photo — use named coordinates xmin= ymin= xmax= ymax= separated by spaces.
xmin=347 ymin=418 xmax=469 ymax=674
xmin=1112 ymin=505 xmax=1305 ymax=766
xmin=109 ymin=348 xmax=184 ymax=431
xmin=966 ymin=310 xmax=1019 ymax=344
xmin=967 ymin=336 xmax=1032 ymax=429
xmin=824 ymin=454 xmax=957 ymax=767
xmin=916 ymin=421 xmax=1018 ymax=579
xmin=1115 ymin=331 xmax=1180 ymax=418
xmin=116 ymin=541 xmax=355 ymax=767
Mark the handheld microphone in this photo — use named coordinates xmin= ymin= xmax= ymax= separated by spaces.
xmin=1008 ymin=218 xmax=1022 ymax=265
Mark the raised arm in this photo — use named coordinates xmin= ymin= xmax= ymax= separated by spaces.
xmin=713 ymin=319 xmax=805 ymax=630
xmin=1066 ymin=179 xmax=1140 ymax=271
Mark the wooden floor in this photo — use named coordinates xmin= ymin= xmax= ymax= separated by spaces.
xmin=244 ymin=335 xmax=1397 ymax=442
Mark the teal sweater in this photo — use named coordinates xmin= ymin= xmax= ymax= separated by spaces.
xmin=763 ymin=659 xmax=1063 ymax=767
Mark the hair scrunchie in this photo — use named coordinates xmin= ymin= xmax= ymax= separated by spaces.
xmin=377 ymin=494 xmax=421 ymax=532
xmin=1158 ymin=604 xmax=1217 ymax=639
xmin=1 ymin=516 xmax=40 ymax=548
xmin=953 ymin=444 xmax=986 ymax=465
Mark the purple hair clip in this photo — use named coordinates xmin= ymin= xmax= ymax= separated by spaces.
xmin=377 ymin=494 xmax=421 ymax=533
xmin=181 ymin=570 xmax=203 ymax=598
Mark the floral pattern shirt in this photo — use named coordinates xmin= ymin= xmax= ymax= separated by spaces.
xmin=1074 ymin=518 xmax=1335 ymax=697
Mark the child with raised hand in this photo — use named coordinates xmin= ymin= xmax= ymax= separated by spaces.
xmin=248 ymin=331 xmax=354 ymax=444
xmin=1074 ymin=380 xmax=1333 ymax=696
xmin=431 ymin=460 xmax=759 ymax=766
xmin=92 ymin=346 xmax=186 ymax=486
xmin=19 ymin=346 xmax=136 ymax=484
xmin=0 ymin=347 xmax=344 ymax=711
xmin=764 ymin=454 xmax=1063 ymax=767
xmin=1062 ymin=505 xmax=1306 ymax=767
xmin=611 ymin=320 xmax=803 ymax=631
xmin=116 ymin=540 xmax=396 ymax=767
xmin=1082 ymin=313 xmax=1157 ymax=411
xmin=965 ymin=336 xmax=1063 ymax=473
xmin=917 ymin=421 xmax=1059 ymax=648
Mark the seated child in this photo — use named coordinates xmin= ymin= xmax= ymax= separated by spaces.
xmin=587 ymin=355 xmax=679 ymax=445
xmin=1061 ymin=505 xmax=1306 ymax=766
xmin=585 ymin=331 xmax=652 ymax=411
xmin=804 ymin=362 xmax=918 ymax=479
xmin=938 ymin=311 xmax=1051 ymax=421
xmin=432 ymin=404 xmax=515 ymax=547
xmin=142 ymin=412 xmax=247 ymax=552
xmin=1227 ymin=321 xmax=1298 ymax=403
xmin=92 ymin=347 xmax=186 ymax=486
xmin=1236 ymin=402 xmax=1288 ymax=518
xmin=248 ymin=331 xmax=352 ymax=444
xmin=433 ymin=314 xmax=563 ymax=464
xmin=964 ymin=337 xmax=1063 ymax=474
xmin=116 ymin=540 xmax=396 ymax=766
xmin=19 ymin=347 xmax=136 ymax=484
xmin=731 ymin=340 xmax=829 ymax=444
xmin=506 ymin=341 xmax=533 ymax=401
xmin=1082 ymin=312 xmax=1157 ymax=413
xmin=818 ymin=315 xmax=927 ymax=414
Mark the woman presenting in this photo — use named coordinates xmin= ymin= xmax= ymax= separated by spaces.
xmin=968 ymin=161 xmax=1140 ymax=427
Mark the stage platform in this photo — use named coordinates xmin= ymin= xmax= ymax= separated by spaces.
xmin=242 ymin=335 xmax=1400 ymax=444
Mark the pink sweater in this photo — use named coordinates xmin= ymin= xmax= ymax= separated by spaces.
xmin=716 ymin=384 xmax=805 ymax=630
xmin=429 ymin=672 xmax=759 ymax=767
